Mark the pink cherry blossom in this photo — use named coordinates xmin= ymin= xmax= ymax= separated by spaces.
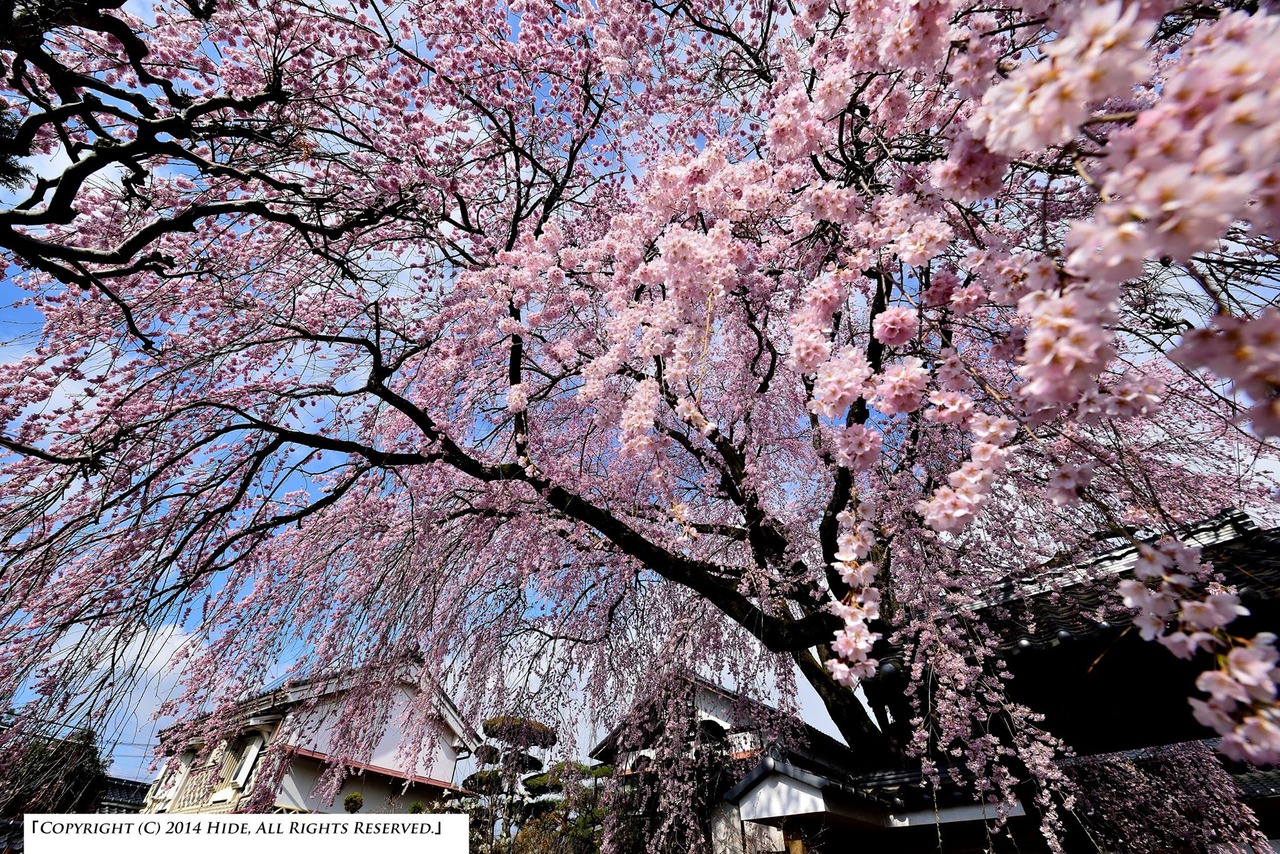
xmin=832 ymin=424 xmax=884 ymax=470
xmin=872 ymin=306 xmax=920 ymax=347
xmin=1176 ymin=309 xmax=1280 ymax=437
xmin=870 ymin=357 xmax=930 ymax=414
xmin=811 ymin=347 xmax=873 ymax=418
xmin=926 ymin=391 xmax=975 ymax=426
xmin=974 ymin=0 xmax=1154 ymax=155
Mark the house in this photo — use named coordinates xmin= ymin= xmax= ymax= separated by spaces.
xmin=589 ymin=674 xmax=838 ymax=854
xmin=976 ymin=508 xmax=1280 ymax=757
xmin=0 ymin=820 xmax=20 ymax=854
xmin=143 ymin=669 xmax=478 ymax=815
xmin=0 ymin=722 xmax=142 ymax=854
xmin=598 ymin=510 xmax=1280 ymax=853
xmin=722 ymin=750 xmax=1040 ymax=854
xmin=588 ymin=673 xmax=848 ymax=772
xmin=0 ymin=719 xmax=109 ymax=815
xmin=589 ymin=673 xmax=1044 ymax=853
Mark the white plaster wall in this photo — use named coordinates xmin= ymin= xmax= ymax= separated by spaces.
xmin=737 ymin=775 xmax=825 ymax=822
xmin=711 ymin=800 xmax=745 ymax=854
xmin=744 ymin=821 xmax=784 ymax=854
xmin=729 ymin=731 xmax=762 ymax=755
xmin=272 ymin=756 xmax=449 ymax=814
xmin=695 ymin=686 xmax=740 ymax=730
xmin=710 ymin=801 xmax=785 ymax=854
xmin=279 ymin=687 xmax=459 ymax=782
xmin=887 ymin=799 xmax=1026 ymax=827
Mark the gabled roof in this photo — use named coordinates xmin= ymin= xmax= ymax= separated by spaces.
xmin=588 ymin=671 xmax=856 ymax=769
xmin=981 ymin=508 xmax=1280 ymax=654
xmin=723 ymin=746 xmax=1025 ymax=830
xmin=160 ymin=665 xmax=479 ymax=754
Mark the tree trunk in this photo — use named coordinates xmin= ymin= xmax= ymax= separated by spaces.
xmin=792 ymin=651 xmax=899 ymax=770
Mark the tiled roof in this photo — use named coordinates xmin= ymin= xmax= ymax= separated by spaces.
xmin=1234 ymin=767 xmax=1280 ymax=801
xmin=159 ymin=663 xmax=479 ymax=753
xmin=866 ymin=510 xmax=1278 ymax=675
xmin=724 ymin=745 xmax=977 ymax=814
xmin=0 ymin=819 xmax=22 ymax=853
xmin=100 ymin=776 xmax=150 ymax=811
xmin=981 ymin=509 xmax=1280 ymax=654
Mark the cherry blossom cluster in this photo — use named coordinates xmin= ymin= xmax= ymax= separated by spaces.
xmin=1063 ymin=741 xmax=1270 ymax=851
xmin=871 ymin=305 xmax=919 ymax=347
xmin=810 ymin=346 xmax=872 ymax=419
xmin=1118 ymin=539 xmax=1280 ymax=764
xmin=1016 ymin=285 xmax=1119 ymax=408
xmin=618 ymin=379 xmax=660 ymax=458
xmin=930 ymin=131 xmax=1009 ymax=203
xmin=788 ymin=275 xmax=847 ymax=374
xmin=802 ymin=182 xmax=865 ymax=227
xmin=830 ymin=424 xmax=884 ymax=471
xmin=1118 ymin=539 xmax=1220 ymax=650
xmin=767 ymin=78 xmax=828 ymax=162
xmin=1175 ymin=309 xmax=1280 ymax=437
xmin=1045 ymin=462 xmax=1095 ymax=507
xmin=870 ymin=194 xmax=953 ymax=267
xmin=1068 ymin=12 xmax=1280 ymax=282
xmin=907 ymin=620 xmax=1073 ymax=850
xmin=915 ymin=415 xmax=1017 ymax=534
xmin=1075 ymin=372 xmax=1165 ymax=423
xmin=989 ymin=251 xmax=1060 ymax=308
xmin=826 ymin=511 xmax=882 ymax=687
xmin=973 ymin=1 xmax=1154 ymax=156
xmin=1195 ymin=636 xmax=1280 ymax=765
xmin=924 ymin=390 xmax=974 ymax=427
xmin=869 ymin=357 xmax=931 ymax=415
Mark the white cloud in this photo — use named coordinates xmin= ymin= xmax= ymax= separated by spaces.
xmin=97 ymin=625 xmax=197 ymax=780
xmin=33 ymin=623 xmax=200 ymax=782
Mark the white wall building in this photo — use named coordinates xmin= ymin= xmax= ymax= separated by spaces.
xmin=144 ymin=672 xmax=477 ymax=815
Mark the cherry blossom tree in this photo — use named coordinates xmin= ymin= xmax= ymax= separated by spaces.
xmin=1 ymin=0 xmax=1279 ymax=845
